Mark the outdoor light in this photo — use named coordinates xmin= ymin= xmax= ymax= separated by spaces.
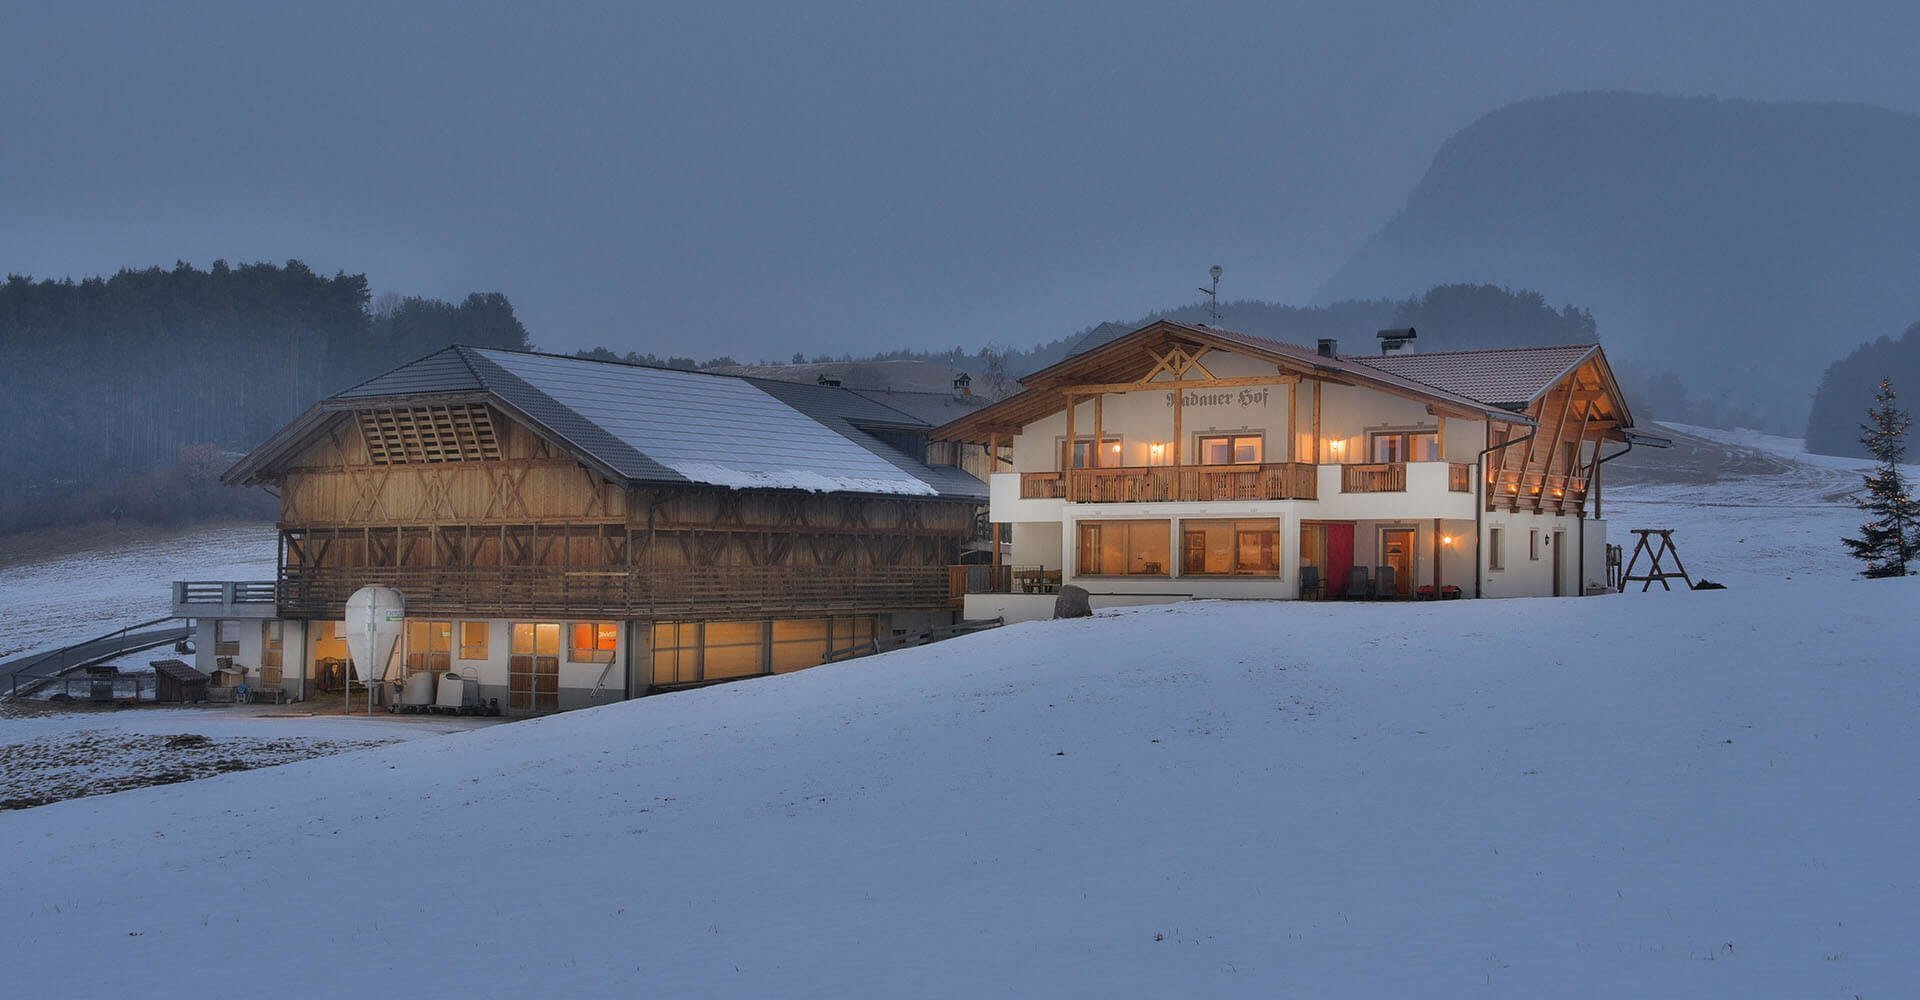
xmin=1442 ymin=535 xmax=1454 ymax=546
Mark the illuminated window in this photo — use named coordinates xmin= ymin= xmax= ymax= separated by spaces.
xmin=569 ymin=622 xmax=619 ymax=664
xmin=459 ymin=622 xmax=489 ymax=660
xmin=1369 ymin=430 xmax=1439 ymax=463
xmin=1077 ymin=520 xmax=1171 ymax=576
xmin=1059 ymin=436 xmax=1123 ymax=469
xmin=1180 ymin=519 xmax=1282 ymax=576
xmin=1198 ymin=434 xmax=1263 ymax=465
xmin=405 ymin=620 xmax=452 ymax=675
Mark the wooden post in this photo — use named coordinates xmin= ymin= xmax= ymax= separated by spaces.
xmin=1287 ymin=382 xmax=1297 ymax=463
xmin=1311 ymin=379 xmax=1322 ymax=465
xmin=1432 ymin=517 xmax=1442 ymax=593
xmin=1172 ymin=383 xmax=1183 ymax=468
xmin=1092 ymin=394 xmax=1104 ymax=468
xmin=1064 ymin=391 xmax=1076 ymax=502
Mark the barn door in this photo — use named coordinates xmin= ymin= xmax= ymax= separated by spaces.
xmin=509 ymin=622 xmax=561 ymax=712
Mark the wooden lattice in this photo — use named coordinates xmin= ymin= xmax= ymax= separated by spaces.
xmin=357 ymin=404 xmax=501 ymax=464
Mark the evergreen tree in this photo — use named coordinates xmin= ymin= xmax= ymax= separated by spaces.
xmin=1842 ymin=378 xmax=1920 ymax=577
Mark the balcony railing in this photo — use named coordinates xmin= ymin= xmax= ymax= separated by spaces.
xmin=947 ymin=563 xmax=1061 ymax=600
xmin=1448 ymin=462 xmax=1473 ymax=492
xmin=1020 ymin=472 xmax=1067 ymax=498
xmin=1340 ymin=463 xmax=1407 ymax=493
xmin=1054 ymin=462 xmax=1317 ymax=503
xmin=277 ymin=565 xmax=952 ymax=619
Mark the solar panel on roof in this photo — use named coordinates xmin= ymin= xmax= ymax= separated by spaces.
xmin=477 ymin=350 xmax=939 ymax=496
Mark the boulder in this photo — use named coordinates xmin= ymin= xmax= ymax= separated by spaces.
xmin=1053 ymin=584 xmax=1093 ymax=619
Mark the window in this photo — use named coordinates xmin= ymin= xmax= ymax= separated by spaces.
xmin=1198 ymin=434 xmax=1263 ymax=465
xmin=509 ymin=623 xmax=561 ymax=712
xmin=1368 ymin=430 xmax=1439 ymax=463
xmin=569 ymin=622 xmax=619 ymax=663
xmin=1077 ymin=520 xmax=1171 ymax=576
xmin=512 ymin=623 xmax=560 ymax=657
xmin=1489 ymin=527 xmax=1505 ymax=571
xmin=459 ymin=622 xmax=489 ymax=660
xmin=405 ymin=620 xmax=452 ymax=675
xmin=1059 ymin=436 xmax=1123 ymax=469
xmin=1529 ymin=529 xmax=1541 ymax=561
xmin=214 ymin=620 xmax=240 ymax=657
xmin=260 ymin=621 xmax=283 ymax=668
xmin=1180 ymin=519 xmax=1282 ymax=576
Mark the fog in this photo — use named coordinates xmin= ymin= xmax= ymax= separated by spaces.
xmin=5 ymin=1 xmax=1917 ymax=360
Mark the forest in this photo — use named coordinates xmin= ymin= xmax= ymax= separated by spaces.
xmin=0 ymin=261 xmax=530 ymax=531
xmin=1805 ymin=320 xmax=1920 ymax=457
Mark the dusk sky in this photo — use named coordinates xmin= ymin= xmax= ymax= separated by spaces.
xmin=6 ymin=1 xmax=1917 ymax=360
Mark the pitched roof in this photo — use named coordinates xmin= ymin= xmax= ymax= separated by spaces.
xmin=228 ymin=347 xmax=987 ymax=500
xmin=1353 ymin=344 xmax=1600 ymax=409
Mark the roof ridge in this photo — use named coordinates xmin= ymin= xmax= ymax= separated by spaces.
xmin=331 ymin=343 xmax=471 ymax=397
xmin=1356 ymin=343 xmax=1600 ymax=361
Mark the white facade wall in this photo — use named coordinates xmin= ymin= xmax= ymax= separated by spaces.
xmin=988 ymin=345 xmax=1608 ymax=603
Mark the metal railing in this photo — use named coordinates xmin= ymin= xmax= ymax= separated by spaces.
xmin=174 ymin=580 xmax=278 ymax=606
xmin=5 ymin=616 xmax=190 ymax=699
xmin=947 ymin=564 xmax=1060 ymax=599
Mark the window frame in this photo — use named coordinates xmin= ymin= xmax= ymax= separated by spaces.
xmin=459 ymin=622 xmax=489 ymax=661
xmin=1076 ymin=519 xmax=1172 ymax=577
xmin=1196 ymin=433 xmax=1264 ymax=466
xmin=1178 ymin=518 xmax=1283 ymax=577
xmin=1489 ymin=527 xmax=1506 ymax=572
xmin=569 ymin=621 xmax=619 ymax=664
xmin=1367 ymin=428 xmax=1440 ymax=463
xmin=1058 ymin=435 xmax=1123 ymax=470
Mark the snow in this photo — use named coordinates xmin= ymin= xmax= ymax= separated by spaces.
xmin=0 ymin=432 xmax=1913 ymax=995
xmin=0 ymin=521 xmax=276 ymax=661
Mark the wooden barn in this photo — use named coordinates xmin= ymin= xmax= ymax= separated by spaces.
xmin=206 ymin=347 xmax=987 ymax=712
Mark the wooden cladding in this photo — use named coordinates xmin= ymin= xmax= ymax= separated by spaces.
xmin=276 ymin=564 xmax=951 ymax=620
xmin=1340 ymin=463 xmax=1407 ymax=493
xmin=357 ymin=404 xmax=501 ymax=465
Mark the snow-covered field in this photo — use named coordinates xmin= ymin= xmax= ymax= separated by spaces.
xmin=0 ymin=429 xmax=1913 ymax=995
xmin=0 ymin=706 xmax=490 ymax=810
xmin=0 ymin=520 xmax=276 ymax=661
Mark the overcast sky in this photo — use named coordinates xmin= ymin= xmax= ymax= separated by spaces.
xmin=5 ymin=1 xmax=1917 ymax=360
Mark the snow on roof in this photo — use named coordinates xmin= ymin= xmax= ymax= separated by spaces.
xmin=475 ymin=350 xmax=943 ymax=496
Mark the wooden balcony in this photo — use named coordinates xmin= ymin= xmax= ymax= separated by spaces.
xmin=277 ymin=564 xmax=953 ymax=620
xmin=1340 ymin=463 xmax=1408 ymax=493
xmin=948 ymin=564 xmax=1060 ymax=601
xmin=1020 ymin=472 xmax=1067 ymax=498
xmin=1057 ymin=462 xmax=1317 ymax=503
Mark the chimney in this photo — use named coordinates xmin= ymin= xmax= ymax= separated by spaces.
xmin=1317 ymin=338 xmax=1338 ymax=358
xmin=953 ymin=372 xmax=973 ymax=399
xmin=1376 ymin=327 xmax=1417 ymax=354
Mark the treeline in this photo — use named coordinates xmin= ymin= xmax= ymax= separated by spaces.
xmin=1805 ymin=320 xmax=1920 ymax=458
xmin=0 ymin=260 xmax=530 ymax=531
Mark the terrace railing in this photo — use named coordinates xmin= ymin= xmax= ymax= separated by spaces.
xmin=1061 ymin=462 xmax=1317 ymax=503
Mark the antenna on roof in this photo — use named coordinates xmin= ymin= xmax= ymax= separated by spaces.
xmin=1198 ymin=265 xmax=1224 ymax=322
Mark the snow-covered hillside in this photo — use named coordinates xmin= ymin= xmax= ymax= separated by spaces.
xmin=3 ymin=579 xmax=1915 ymax=997
xmin=0 ymin=520 xmax=276 ymax=660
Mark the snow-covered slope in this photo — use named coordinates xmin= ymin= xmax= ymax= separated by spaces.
xmin=3 ymin=580 xmax=1916 ymax=997
xmin=0 ymin=521 xmax=276 ymax=660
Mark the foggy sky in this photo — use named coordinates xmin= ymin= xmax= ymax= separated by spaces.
xmin=5 ymin=1 xmax=1918 ymax=361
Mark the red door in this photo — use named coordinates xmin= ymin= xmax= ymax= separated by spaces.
xmin=1325 ymin=523 xmax=1356 ymax=597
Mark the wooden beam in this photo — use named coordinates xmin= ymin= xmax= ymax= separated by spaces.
xmin=1092 ymin=394 xmax=1104 ymax=469
xmin=1054 ymin=373 xmax=1305 ymax=395
xmin=1064 ymin=393 xmax=1076 ymax=502
xmin=1533 ymin=385 xmax=1578 ymax=513
xmin=1311 ymin=379 xmax=1322 ymax=465
xmin=1287 ymin=381 xmax=1298 ymax=463
xmin=1172 ymin=381 xmax=1183 ymax=469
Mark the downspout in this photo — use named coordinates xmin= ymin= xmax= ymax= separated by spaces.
xmin=1582 ymin=437 xmax=1637 ymax=594
xmin=1475 ymin=427 xmax=1536 ymax=599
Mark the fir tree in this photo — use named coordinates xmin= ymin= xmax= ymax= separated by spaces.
xmin=1842 ymin=378 xmax=1920 ymax=577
